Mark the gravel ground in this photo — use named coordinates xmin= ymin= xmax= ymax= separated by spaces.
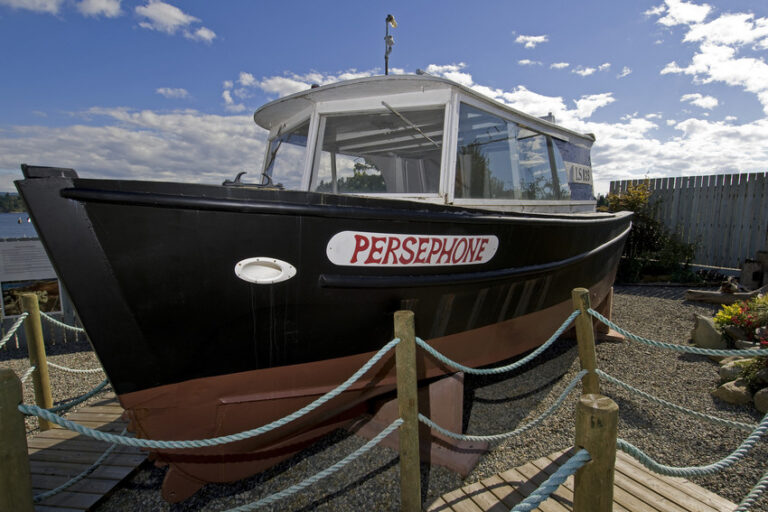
xmin=4 ymin=285 xmax=767 ymax=511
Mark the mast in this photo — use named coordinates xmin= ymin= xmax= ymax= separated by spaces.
xmin=384 ymin=14 xmax=397 ymax=75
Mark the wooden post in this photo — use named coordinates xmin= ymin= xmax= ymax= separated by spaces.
xmin=394 ymin=310 xmax=421 ymax=512
xmin=573 ymin=393 xmax=619 ymax=512
xmin=22 ymin=293 xmax=54 ymax=430
xmin=0 ymin=368 xmax=35 ymax=512
xmin=572 ymin=288 xmax=599 ymax=394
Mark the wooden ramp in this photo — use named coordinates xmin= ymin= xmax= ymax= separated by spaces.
xmin=429 ymin=448 xmax=737 ymax=512
xmin=26 ymin=394 xmax=147 ymax=511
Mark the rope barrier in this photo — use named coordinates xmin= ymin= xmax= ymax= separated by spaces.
xmin=0 ymin=313 xmax=28 ymax=350
xmin=510 ymin=448 xmax=590 ymax=512
xmin=46 ymin=378 xmax=110 ymax=414
xmin=616 ymin=410 xmax=768 ymax=477
xmin=596 ymin=369 xmax=758 ymax=432
xmin=418 ymin=370 xmax=587 ymax=442
xmin=588 ymin=308 xmax=768 ymax=357
xmin=19 ymin=366 xmax=36 ymax=384
xmin=736 ymin=467 xmax=768 ymax=512
xmin=47 ymin=361 xmax=104 ymax=374
xmin=18 ymin=338 xmax=399 ymax=449
xmin=224 ymin=418 xmax=403 ymax=511
xmin=415 ymin=310 xmax=580 ymax=375
xmin=33 ymin=429 xmax=126 ymax=503
xmin=39 ymin=311 xmax=86 ymax=334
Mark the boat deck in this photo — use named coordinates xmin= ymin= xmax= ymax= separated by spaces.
xmin=428 ymin=448 xmax=737 ymax=512
xmin=26 ymin=395 xmax=146 ymax=511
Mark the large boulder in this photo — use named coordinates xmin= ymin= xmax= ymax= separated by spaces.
xmin=754 ymin=388 xmax=768 ymax=413
xmin=719 ymin=359 xmax=753 ymax=382
xmin=712 ymin=379 xmax=753 ymax=405
xmin=691 ymin=315 xmax=727 ymax=361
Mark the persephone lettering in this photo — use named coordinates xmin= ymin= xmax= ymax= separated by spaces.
xmin=326 ymin=231 xmax=499 ymax=267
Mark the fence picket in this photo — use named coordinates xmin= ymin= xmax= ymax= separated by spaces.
xmin=610 ymin=172 xmax=768 ymax=269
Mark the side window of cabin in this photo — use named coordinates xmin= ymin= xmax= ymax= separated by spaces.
xmin=263 ymin=121 xmax=310 ymax=190
xmin=310 ymin=107 xmax=444 ymax=195
xmin=454 ymin=103 xmax=569 ymax=200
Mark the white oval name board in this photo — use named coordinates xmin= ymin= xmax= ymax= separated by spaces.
xmin=326 ymin=231 xmax=499 ymax=267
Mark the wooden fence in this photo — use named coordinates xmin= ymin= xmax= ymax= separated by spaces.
xmin=609 ymin=172 xmax=768 ymax=269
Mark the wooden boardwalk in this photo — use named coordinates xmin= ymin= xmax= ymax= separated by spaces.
xmin=26 ymin=394 xmax=146 ymax=511
xmin=428 ymin=448 xmax=737 ymax=512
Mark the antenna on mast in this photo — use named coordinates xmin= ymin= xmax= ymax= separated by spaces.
xmin=384 ymin=14 xmax=397 ymax=75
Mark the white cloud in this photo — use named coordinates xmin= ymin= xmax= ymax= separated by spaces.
xmin=514 ymin=35 xmax=548 ymax=49
xmin=645 ymin=4 xmax=666 ymax=17
xmin=550 ymin=62 xmax=569 ymax=69
xmin=156 ymin=87 xmax=189 ymax=99
xmin=135 ymin=1 xmax=214 ymax=42
xmin=598 ymin=63 xmax=611 ymax=71
xmin=617 ymin=66 xmax=632 ymax=78
xmin=518 ymin=59 xmax=542 ymax=66
xmin=655 ymin=0 xmax=711 ymax=27
xmin=77 ymin=0 xmax=120 ymax=17
xmin=185 ymin=26 xmax=215 ymax=43
xmin=222 ymin=80 xmax=233 ymax=89
xmin=0 ymin=109 xmax=266 ymax=190
xmin=681 ymin=92 xmax=718 ymax=109
xmin=574 ymin=93 xmax=616 ymax=119
xmin=572 ymin=67 xmax=596 ymax=77
xmin=0 ymin=0 xmax=63 ymax=14
xmin=238 ymin=72 xmax=256 ymax=87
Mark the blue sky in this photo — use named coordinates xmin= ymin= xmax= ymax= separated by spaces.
xmin=2 ymin=0 xmax=768 ymax=195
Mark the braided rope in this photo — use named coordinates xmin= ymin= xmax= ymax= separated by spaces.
xmin=0 ymin=313 xmax=29 ymax=349
xmin=415 ymin=310 xmax=580 ymax=375
xmin=510 ymin=448 xmax=591 ymax=512
xmin=39 ymin=312 xmax=86 ymax=333
xmin=224 ymin=418 xmax=403 ymax=511
xmin=47 ymin=361 xmax=104 ymax=374
xmin=19 ymin=338 xmax=399 ymax=449
xmin=33 ymin=429 xmax=125 ymax=503
xmin=20 ymin=366 xmax=36 ymax=383
xmin=617 ymin=410 xmax=768 ymax=477
xmin=588 ymin=308 xmax=768 ymax=356
xmin=735 ymin=467 xmax=768 ymax=512
xmin=47 ymin=378 xmax=110 ymax=414
xmin=596 ymin=369 xmax=757 ymax=432
xmin=418 ymin=370 xmax=587 ymax=442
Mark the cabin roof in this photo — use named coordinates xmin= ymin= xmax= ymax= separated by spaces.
xmin=252 ymin=75 xmax=595 ymax=144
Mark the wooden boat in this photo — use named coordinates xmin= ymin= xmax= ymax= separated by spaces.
xmin=16 ymin=74 xmax=631 ymax=501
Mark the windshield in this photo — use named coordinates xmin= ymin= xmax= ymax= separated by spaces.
xmin=310 ymin=107 xmax=444 ymax=195
xmin=262 ymin=120 xmax=309 ymax=189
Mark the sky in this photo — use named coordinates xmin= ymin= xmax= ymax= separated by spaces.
xmin=1 ymin=0 xmax=768 ymax=196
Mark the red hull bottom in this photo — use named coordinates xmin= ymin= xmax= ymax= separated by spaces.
xmin=119 ymin=280 xmax=613 ymax=502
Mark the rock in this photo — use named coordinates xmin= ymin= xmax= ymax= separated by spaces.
xmin=691 ymin=314 xmax=727 ymax=350
xmin=720 ymin=359 xmax=753 ymax=382
xmin=725 ymin=325 xmax=748 ymax=341
xmin=755 ymin=388 xmax=768 ymax=413
xmin=712 ymin=379 xmax=753 ymax=405
xmin=756 ymin=368 xmax=768 ymax=386
xmin=719 ymin=356 xmax=748 ymax=366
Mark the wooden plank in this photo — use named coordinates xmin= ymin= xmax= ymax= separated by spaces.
xmin=514 ymin=461 xmax=573 ymax=511
xmin=27 ymin=438 xmax=140 ymax=455
xmin=439 ymin=488 xmax=484 ymax=512
xmin=535 ymin=452 xmax=634 ymax=512
xmin=29 ymin=450 xmax=144 ymax=467
xmin=479 ymin=474 xmax=530 ymax=510
xmin=498 ymin=466 xmax=570 ymax=512
xmin=615 ymin=452 xmax=724 ymax=512
xmin=34 ymin=506 xmax=82 ymax=512
xmin=33 ymin=489 xmax=102 ymax=510
xmin=29 ymin=461 xmax=135 ymax=481
xmin=31 ymin=474 xmax=121 ymax=494
xmin=461 ymin=481 xmax=508 ymax=512
xmin=426 ymin=496 xmax=453 ymax=512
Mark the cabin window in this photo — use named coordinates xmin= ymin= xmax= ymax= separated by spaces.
xmin=310 ymin=107 xmax=444 ymax=194
xmin=263 ymin=120 xmax=310 ymax=190
xmin=454 ymin=103 xmax=570 ymax=200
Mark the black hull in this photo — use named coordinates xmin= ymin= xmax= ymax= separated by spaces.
xmin=16 ymin=169 xmax=631 ymax=395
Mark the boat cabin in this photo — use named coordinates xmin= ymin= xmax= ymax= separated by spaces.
xmin=252 ymin=75 xmax=596 ymax=213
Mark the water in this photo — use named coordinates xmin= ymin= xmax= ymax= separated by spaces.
xmin=0 ymin=212 xmax=38 ymax=239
